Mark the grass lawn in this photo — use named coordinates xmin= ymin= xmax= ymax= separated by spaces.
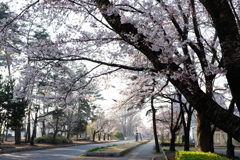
xmin=86 ymin=139 xmax=148 ymax=154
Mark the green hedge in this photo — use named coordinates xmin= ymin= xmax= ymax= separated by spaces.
xmin=176 ymin=151 xmax=231 ymax=160
xmin=35 ymin=135 xmax=72 ymax=144
xmin=111 ymin=130 xmax=124 ymax=140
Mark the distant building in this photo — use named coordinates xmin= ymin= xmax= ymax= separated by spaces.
xmin=214 ymin=128 xmax=240 ymax=146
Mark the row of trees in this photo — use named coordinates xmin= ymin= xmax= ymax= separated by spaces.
xmin=117 ymin=69 xmax=236 ymax=157
xmin=0 ymin=2 xmax=102 ymax=144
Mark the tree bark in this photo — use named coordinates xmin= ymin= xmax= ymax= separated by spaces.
xmin=30 ymin=111 xmax=38 ymax=145
xmin=52 ymin=116 xmax=59 ymax=144
xmin=103 ymin=133 xmax=106 ymax=141
xmin=15 ymin=128 xmax=21 ymax=144
xmin=92 ymin=131 xmax=96 ymax=142
xmin=227 ymin=135 xmax=235 ymax=158
xmin=184 ymin=129 xmax=190 ymax=151
xmin=52 ymin=131 xmax=57 ymax=144
xmin=169 ymin=131 xmax=176 ymax=151
xmin=41 ymin=121 xmax=46 ymax=136
xmin=151 ymin=96 xmax=161 ymax=153
xmin=26 ymin=109 xmax=31 ymax=142
xmin=4 ymin=127 xmax=8 ymax=142
xmin=197 ymin=113 xmax=214 ymax=152
xmin=2 ymin=125 xmax=5 ymax=143
xmin=178 ymin=93 xmax=193 ymax=151
xmin=226 ymin=99 xmax=235 ymax=158
xmin=98 ymin=132 xmax=101 ymax=141
xmin=67 ymin=127 xmax=71 ymax=140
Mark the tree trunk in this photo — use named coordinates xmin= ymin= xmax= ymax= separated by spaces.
xmin=151 ymin=96 xmax=160 ymax=153
xmin=52 ymin=116 xmax=59 ymax=144
xmin=52 ymin=131 xmax=57 ymax=144
xmin=197 ymin=113 xmax=214 ymax=152
xmin=178 ymin=92 xmax=193 ymax=151
xmin=92 ymin=131 xmax=96 ymax=142
xmin=26 ymin=110 xmax=31 ymax=142
xmin=30 ymin=126 xmax=36 ymax=145
xmin=76 ymin=133 xmax=79 ymax=140
xmin=42 ymin=121 xmax=46 ymax=136
xmin=184 ymin=128 xmax=190 ymax=151
xmin=85 ymin=125 xmax=87 ymax=138
xmin=226 ymin=135 xmax=235 ymax=158
xmin=103 ymin=133 xmax=106 ymax=141
xmin=67 ymin=127 xmax=71 ymax=140
xmin=226 ymin=99 xmax=235 ymax=158
xmin=169 ymin=131 xmax=176 ymax=151
xmin=98 ymin=132 xmax=101 ymax=141
xmin=30 ymin=111 xmax=38 ymax=145
xmin=2 ymin=127 xmax=5 ymax=143
xmin=182 ymin=115 xmax=192 ymax=151
xmin=169 ymin=100 xmax=182 ymax=152
xmin=15 ymin=128 xmax=21 ymax=144
xmin=5 ymin=127 xmax=8 ymax=142
xmin=30 ymin=123 xmax=37 ymax=145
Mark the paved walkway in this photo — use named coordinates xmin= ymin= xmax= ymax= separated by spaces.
xmin=76 ymin=140 xmax=164 ymax=160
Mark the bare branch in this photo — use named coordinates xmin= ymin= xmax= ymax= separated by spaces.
xmin=30 ymin=56 xmax=158 ymax=72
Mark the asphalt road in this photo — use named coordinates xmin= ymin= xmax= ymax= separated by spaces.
xmin=215 ymin=147 xmax=240 ymax=158
xmin=0 ymin=140 xmax=160 ymax=160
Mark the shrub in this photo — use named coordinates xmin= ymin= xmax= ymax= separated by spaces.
xmin=175 ymin=151 xmax=231 ymax=160
xmin=35 ymin=135 xmax=72 ymax=144
xmin=111 ymin=130 xmax=124 ymax=140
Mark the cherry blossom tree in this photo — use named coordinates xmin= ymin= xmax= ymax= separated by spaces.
xmin=157 ymin=102 xmax=182 ymax=151
xmin=160 ymin=90 xmax=194 ymax=151
xmin=92 ymin=0 xmax=240 ymax=144
xmin=108 ymin=104 xmax=141 ymax=138
xmin=117 ymin=73 xmax=168 ymax=152
xmin=89 ymin=114 xmax=107 ymax=141
xmin=1 ymin=0 xmax=240 ymax=151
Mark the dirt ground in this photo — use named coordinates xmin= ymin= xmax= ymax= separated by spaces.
xmin=153 ymin=150 xmax=175 ymax=160
xmin=165 ymin=150 xmax=176 ymax=160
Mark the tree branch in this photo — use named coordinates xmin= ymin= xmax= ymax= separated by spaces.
xmin=30 ymin=56 xmax=157 ymax=72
